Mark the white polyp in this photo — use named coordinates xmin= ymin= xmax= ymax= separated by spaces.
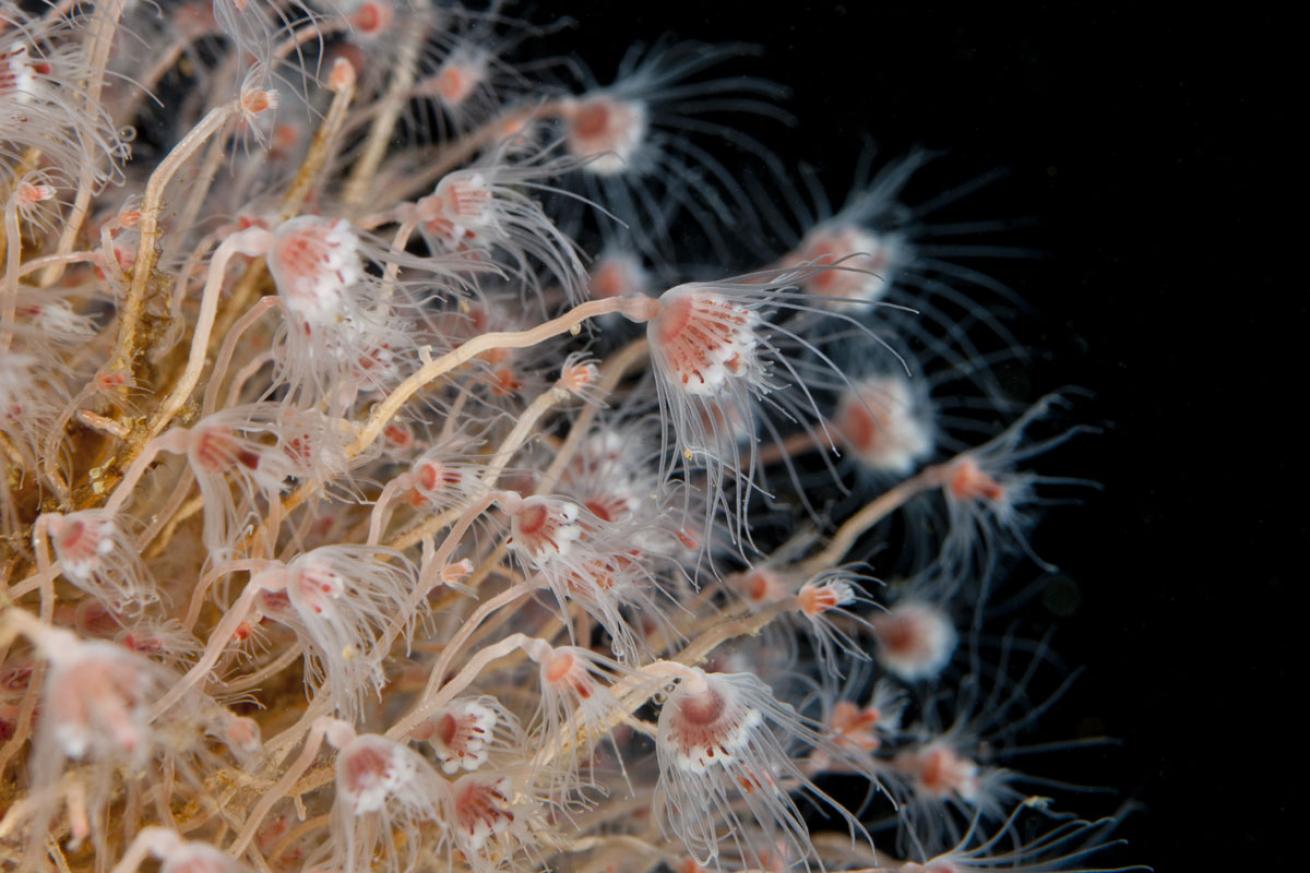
xmin=158 ymin=839 xmax=245 ymax=873
xmin=872 ymin=601 xmax=958 ymax=681
xmin=797 ymin=578 xmax=857 ymax=616
xmin=347 ymin=0 xmax=395 ymax=40
xmin=424 ymin=698 xmax=498 ymax=774
xmin=788 ymin=224 xmax=903 ymax=305
xmin=649 ymin=287 xmax=760 ymax=397
xmin=661 ymin=672 xmax=762 ymax=773
xmin=49 ymin=513 xmax=111 ymax=582
xmin=433 ymin=48 xmax=488 ymax=109
xmin=46 ymin=511 xmax=158 ymax=612
xmin=558 ymin=352 xmax=602 ymax=400
xmin=728 ymin=567 xmax=792 ymax=607
xmin=509 ymin=496 xmax=583 ymax=564
xmin=588 ymin=250 xmax=649 ymax=299
xmin=2 ymin=46 xmax=41 ymax=104
xmin=267 ymin=216 xmax=363 ymax=326
xmin=40 ymin=637 xmax=166 ymax=766
xmin=564 ymin=96 xmax=649 ymax=175
xmin=339 ymin=735 xmax=418 ymax=814
xmin=451 ymin=774 xmax=515 ymax=852
xmin=896 ymin=741 xmax=981 ymax=803
xmin=834 ymin=375 xmax=934 ymax=474
xmin=418 ymin=171 xmax=497 ymax=248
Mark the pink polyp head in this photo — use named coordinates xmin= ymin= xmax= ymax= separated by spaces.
xmin=48 ymin=513 xmax=113 ymax=579
xmin=833 ymin=376 xmax=933 ymax=474
xmin=728 ymin=568 xmax=790 ymax=606
xmin=0 ymin=46 xmax=40 ymax=103
xmin=338 ymin=735 xmax=416 ymax=814
xmin=416 ymin=698 xmax=498 ymax=774
xmin=289 ymin=559 xmax=344 ymax=617
xmin=349 ymin=0 xmax=394 ymax=39
xmin=649 ymin=288 xmax=759 ymax=397
xmin=452 ymin=774 xmax=515 ymax=851
xmin=789 ymin=225 xmax=899 ymax=304
xmin=581 ymin=493 xmax=634 ymax=524
xmin=558 ymin=354 xmax=600 ymax=397
xmin=190 ymin=426 xmax=264 ymax=475
xmin=871 ymin=602 xmax=957 ymax=681
xmin=267 ymin=216 xmax=362 ymax=326
xmin=45 ymin=646 xmax=154 ymax=762
xmin=565 ymin=96 xmax=648 ymax=175
xmin=662 ymin=674 xmax=762 ymax=773
xmin=947 ymin=456 xmax=1006 ymax=503
xmin=16 ymin=180 xmax=54 ymax=206
xmin=539 ymin=647 xmax=599 ymax=702
xmin=510 ymin=497 xmax=582 ymax=563
xmin=797 ymin=579 xmax=855 ymax=616
xmin=829 ymin=701 xmax=883 ymax=752
xmin=412 ymin=458 xmax=460 ymax=499
xmin=423 ymin=172 xmax=496 ymax=242
xmin=220 ymin=714 xmax=262 ymax=757
xmin=898 ymin=742 xmax=980 ymax=802
xmin=588 ymin=251 xmax=648 ymax=299
xmin=433 ymin=50 xmax=487 ymax=108
xmin=172 ymin=1 xmax=218 ymax=39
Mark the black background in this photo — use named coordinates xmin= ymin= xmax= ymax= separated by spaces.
xmin=534 ymin=2 xmax=1296 ymax=868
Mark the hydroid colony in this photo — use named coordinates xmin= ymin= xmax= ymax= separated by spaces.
xmin=0 ymin=3 xmax=1138 ymax=873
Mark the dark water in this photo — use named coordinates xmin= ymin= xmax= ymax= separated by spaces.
xmin=529 ymin=3 xmax=1293 ymax=867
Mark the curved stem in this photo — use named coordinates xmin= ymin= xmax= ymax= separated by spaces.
xmin=417 ymin=579 xmax=534 ymax=703
xmin=228 ymin=718 xmax=332 ymax=857
xmin=377 ymin=214 xmax=419 ymax=304
xmin=183 ymin=559 xmax=270 ymax=633
xmin=135 ymin=467 xmax=196 ymax=553
xmin=151 ymin=582 xmax=261 ymax=718
xmin=1 ymin=199 xmax=20 ymax=351
xmin=352 ymin=297 xmax=642 ymax=458
xmin=389 ymin=101 xmax=565 ymax=205
xmin=39 ymin=0 xmax=127 ymax=289
xmin=146 ymin=228 xmax=272 ymax=437
xmin=144 ymin=492 xmax=204 ymax=560
xmin=278 ymin=56 xmax=356 ymax=221
xmin=16 ymin=250 xmax=98 ymax=277
xmin=538 ymin=338 xmax=648 ymax=493
xmin=386 ymin=633 xmax=531 ymax=740
xmin=536 ymin=601 xmax=796 ymax=773
xmin=203 ymin=297 xmax=279 ymax=417
xmin=217 ymin=643 xmax=302 ymax=694
xmin=277 ymin=296 xmax=649 ymax=525
xmin=108 ymin=826 xmax=180 ymax=873
xmin=367 ymin=474 xmax=412 ymax=547
xmin=0 ymin=522 xmax=57 ymax=778
xmin=797 ymin=463 xmax=948 ymax=576
xmin=103 ymin=428 xmax=190 ymax=517
xmin=342 ymin=6 xmax=427 ymax=207
xmin=107 ymin=100 xmax=242 ymax=377
xmin=41 ymin=381 xmax=101 ymax=500
xmin=485 ymin=385 xmax=569 ymax=486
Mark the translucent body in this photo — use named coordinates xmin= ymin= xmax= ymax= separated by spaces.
xmin=47 ymin=510 xmax=159 ymax=613
xmin=833 ymin=375 xmax=935 ymax=475
xmin=643 ymin=268 xmax=889 ymax=547
xmin=654 ymin=670 xmax=868 ymax=868
xmin=266 ymin=216 xmax=363 ymax=327
xmin=331 ymin=732 xmax=448 ymax=873
xmin=256 ymin=545 xmax=420 ymax=720
xmin=872 ymin=601 xmax=958 ymax=681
